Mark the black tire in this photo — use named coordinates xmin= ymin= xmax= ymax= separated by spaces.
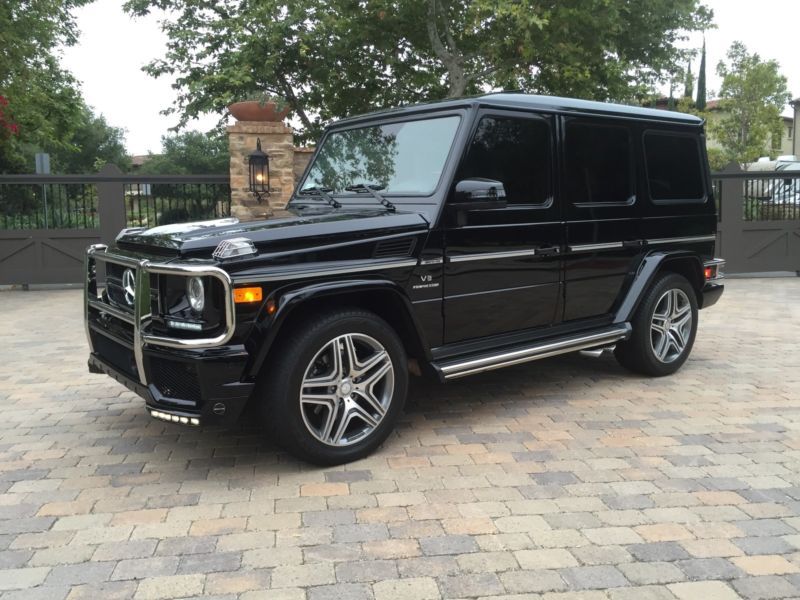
xmin=615 ymin=273 xmax=698 ymax=377
xmin=258 ymin=308 xmax=408 ymax=465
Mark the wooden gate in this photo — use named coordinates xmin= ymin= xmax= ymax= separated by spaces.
xmin=0 ymin=165 xmax=231 ymax=285
xmin=715 ymin=165 xmax=800 ymax=274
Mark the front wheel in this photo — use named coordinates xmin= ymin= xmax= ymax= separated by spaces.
xmin=259 ymin=309 xmax=408 ymax=465
xmin=615 ymin=273 xmax=698 ymax=377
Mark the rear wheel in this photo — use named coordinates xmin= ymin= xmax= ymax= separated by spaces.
xmin=615 ymin=273 xmax=698 ymax=377
xmin=259 ymin=309 xmax=407 ymax=465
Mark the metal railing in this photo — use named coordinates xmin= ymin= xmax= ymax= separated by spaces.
xmin=0 ymin=171 xmax=231 ymax=230
xmin=711 ymin=169 xmax=800 ymax=222
xmin=0 ymin=180 xmax=99 ymax=229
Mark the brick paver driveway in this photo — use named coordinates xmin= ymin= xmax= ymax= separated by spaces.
xmin=1 ymin=279 xmax=799 ymax=600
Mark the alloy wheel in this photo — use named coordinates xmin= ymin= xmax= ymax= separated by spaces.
xmin=299 ymin=333 xmax=394 ymax=446
xmin=650 ymin=288 xmax=693 ymax=363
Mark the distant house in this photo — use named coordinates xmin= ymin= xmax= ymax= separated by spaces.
xmin=790 ymin=98 xmax=800 ymax=156
xmin=648 ymin=97 xmax=798 ymax=159
xmin=130 ymin=155 xmax=159 ymax=170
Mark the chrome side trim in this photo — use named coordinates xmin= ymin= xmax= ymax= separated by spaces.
xmin=449 ymin=249 xmax=538 ymax=263
xmin=439 ymin=325 xmax=631 ymax=380
xmin=237 ymin=259 xmax=418 ymax=283
xmin=419 ymin=257 xmax=444 ymax=265
xmin=567 ymin=235 xmax=716 ymax=253
xmin=647 ymin=235 xmax=716 ymax=245
xmin=568 ymin=242 xmax=624 ymax=253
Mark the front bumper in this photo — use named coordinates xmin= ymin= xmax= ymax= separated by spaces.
xmin=84 ymin=245 xmax=252 ymax=426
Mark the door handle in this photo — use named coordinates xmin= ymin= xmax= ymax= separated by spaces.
xmin=622 ymin=240 xmax=644 ymax=249
xmin=536 ymin=246 xmax=560 ymax=257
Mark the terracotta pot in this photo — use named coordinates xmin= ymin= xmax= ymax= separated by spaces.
xmin=228 ymin=100 xmax=291 ymax=122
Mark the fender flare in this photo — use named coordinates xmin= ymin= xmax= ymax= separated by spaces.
xmin=613 ymin=251 xmax=703 ymax=324
xmin=245 ymin=278 xmax=431 ymax=379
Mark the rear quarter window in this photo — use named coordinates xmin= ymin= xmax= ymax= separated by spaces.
xmin=643 ymin=131 xmax=706 ymax=203
xmin=564 ymin=120 xmax=635 ymax=207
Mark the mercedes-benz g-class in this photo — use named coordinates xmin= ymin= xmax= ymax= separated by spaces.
xmin=85 ymin=93 xmax=724 ymax=464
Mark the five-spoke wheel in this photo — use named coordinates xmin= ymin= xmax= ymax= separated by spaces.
xmin=650 ymin=288 xmax=693 ymax=363
xmin=615 ymin=272 xmax=698 ymax=376
xmin=259 ymin=309 xmax=407 ymax=465
xmin=300 ymin=334 xmax=395 ymax=446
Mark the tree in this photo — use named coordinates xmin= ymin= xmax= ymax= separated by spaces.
xmin=0 ymin=0 xmax=131 ymax=173
xmin=710 ymin=42 xmax=791 ymax=164
xmin=139 ymin=130 xmax=229 ymax=174
xmin=55 ymin=108 xmax=131 ymax=173
xmin=684 ymin=61 xmax=694 ymax=99
xmin=124 ymin=0 xmax=712 ymax=143
xmin=696 ymin=39 xmax=707 ymax=111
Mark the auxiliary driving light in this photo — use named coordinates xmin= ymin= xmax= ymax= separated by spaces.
xmin=166 ymin=320 xmax=203 ymax=331
xmin=150 ymin=410 xmax=200 ymax=426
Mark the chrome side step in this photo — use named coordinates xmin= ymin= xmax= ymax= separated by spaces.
xmin=436 ymin=324 xmax=631 ymax=380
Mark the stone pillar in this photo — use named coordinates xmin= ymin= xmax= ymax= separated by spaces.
xmin=293 ymin=147 xmax=315 ymax=185
xmin=227 ymin=121 xmax=296 ymax=221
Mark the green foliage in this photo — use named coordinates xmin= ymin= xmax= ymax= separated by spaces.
xmin=705 ymin=147 xmax=727 ymax=172
xmin=0 ymin=0 xmax=130 ymax=173
xmin=57 ymin=108 xmax=131 ymax=172
xmin=709 ymin=42 xmax=791 ymax=165
xmin=684 ymin=61 xmax=694 ymax=99
xmin=138 ymin=130 xmax=229 ymax=174
xmin=124 ymin=0 xmax=713 ymax=143
xmin=696 ymin=39 xmax=707 ymax=111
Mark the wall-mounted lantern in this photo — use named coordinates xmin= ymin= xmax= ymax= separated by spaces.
xmin=248 ymin=137 xmax=270 ymax=203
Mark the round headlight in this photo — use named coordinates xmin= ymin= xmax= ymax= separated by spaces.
xmin=187 ymin=276 xmax=205 ymax=312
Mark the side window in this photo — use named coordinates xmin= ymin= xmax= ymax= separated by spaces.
xmin=456 ymin=115 xmax=551 ymax=205
xmin=564 ymin=121 xmax=633 ymax=205
xmin=644 ymin=132 xmax=706 ymax=202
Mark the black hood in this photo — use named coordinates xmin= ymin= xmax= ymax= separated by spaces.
xmin=116 ymin=207 xmax=430 ymax=257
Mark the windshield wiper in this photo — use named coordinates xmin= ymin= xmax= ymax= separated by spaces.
xmin=344 ymin=183 xmax=396 ymax=212
xmin=297 ymin=186 xmax=341 ymax=209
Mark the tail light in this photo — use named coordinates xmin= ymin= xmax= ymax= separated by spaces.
xmin=703 ymin=259 xmax=725 ymax=281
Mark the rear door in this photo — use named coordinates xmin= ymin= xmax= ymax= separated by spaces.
xmin=561 ymin=116 xmax=643 ymax=322
xmin=443 ymin=110 xmax=562 ymax=344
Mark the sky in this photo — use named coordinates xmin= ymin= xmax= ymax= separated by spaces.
xmin=61 ymin=0 xmax=800 ymax=156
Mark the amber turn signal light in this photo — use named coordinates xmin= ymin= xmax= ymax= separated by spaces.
xmin=233 ymin=287 xmax=263 ymax=303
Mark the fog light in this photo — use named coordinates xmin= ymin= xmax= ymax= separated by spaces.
xmin=187 ymin=276 xmax=205 ymax=312
xmin=167 ymin=320 xmax=203 ymax=332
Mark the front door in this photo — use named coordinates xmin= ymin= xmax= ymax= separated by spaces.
xmin=443 ymin=111 xmax=562 ymax=344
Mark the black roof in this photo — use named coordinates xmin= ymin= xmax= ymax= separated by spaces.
xmin=335 ymin=92 xmax=704 ymax=126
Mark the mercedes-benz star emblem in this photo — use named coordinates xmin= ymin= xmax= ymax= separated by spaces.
xmin=122 ymin=269 xmax=136 ymax=305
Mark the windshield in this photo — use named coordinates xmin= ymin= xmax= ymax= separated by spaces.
xmin=300 ymin=115 xmax=461 ymax=196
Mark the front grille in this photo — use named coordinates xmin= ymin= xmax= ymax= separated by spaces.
xmin=93 ymin=333 xmax=137 ymax=379
xmin=151 ymin=358 xmax=201 ymax=404
xmin=106 ymin=262 xmax=135 ymax=309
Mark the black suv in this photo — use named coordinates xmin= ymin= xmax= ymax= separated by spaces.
xmin=85 ymin=93 xmax=724 ymax=464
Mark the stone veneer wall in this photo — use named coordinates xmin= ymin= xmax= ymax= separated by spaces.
xmin=293 ymin=147 xmax=315 ymax=185
xmin=228 ymin=121 xmax=315 ymax=221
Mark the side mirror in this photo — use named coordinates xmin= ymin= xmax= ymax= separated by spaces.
xmin=450 ymin=178 xmax=507 ymax=225
xmin=453 ymin=178 xmax=507 ymax=203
